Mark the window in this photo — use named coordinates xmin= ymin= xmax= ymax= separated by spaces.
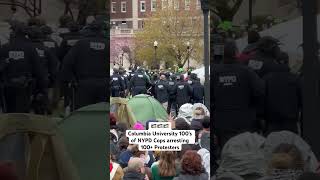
xmin=196 ymin=0 xmax=201 ymax=9
xmin=174 ymin=0 xmax=179 ymax=10
xmin=121 ymin=1 xmax=126 ymax=12
xmin=151 ymin=0 xmax=157 ymax=11
xmin=168 ymin=0 xmax=173 ymax=8
xmin=162 ymin=0 xmax=167 ymax=9
xmin=111 ymin=2 xmax=116 ymax=13
xmin=185 ymin=0 xmax=190 ymax=10
xmin=140 ymin=1 xmax=146 ymax=12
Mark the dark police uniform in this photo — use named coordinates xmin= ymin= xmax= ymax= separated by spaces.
xmin=110 ymin=72 xmax=125 ymax=97
xmin=176 ymin=78 xmax=192 ymax=109
xmin=155 ymin=79 xmax=169 ymax=104
xmin=30 ymin=39 xmax=59 ymax=114
xmin=129 ymin=71 xmax=150 ymax=96
xmin=212 ymin=63 xmax=265 ymax=147
xmin=191 ymin=79 xmax=204 ymax=104
xmin=263 ymin=64 xmax=302 ymax=134
xmin=167 ymin=78 xmax=177 ymax=114
xmin=0 ymin=36 xmax=47 ymax=113
xmin=61 ymin=30 xmax=107 ymax=110
xmin=58 ymin=31 xmax=83 ymax=62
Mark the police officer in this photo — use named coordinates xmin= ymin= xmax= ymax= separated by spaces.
xmin=40 ymin=25 xmax=59 ymax=56
xmin=60 ymin=20 xmax=108 ymax=110
xmin=247 ymin=36 xmax=281 ymax=77
xmin=191 ymin=77 xmax=204 ymax=104
xmin=58 ymin=21 xmax=83 ymax=62
xmin=149 ymin=72 xmax=159 ymax=96
xmin=176 ymin=74 xmax=192 ymax=109
xmin=167 ymin=74 xmax=177 ymax=115
xmin=129 ymin=68 xmax=151 ymax=96
xmin=263 ymin=52 xmax=301 ymax=134
xmin=27 ymin=26 xmax=59 ymax=114
xmin=110 ymin=67 xmax=125 ymax=97
xmin=155 ymin=74 xmax=169 ymax=110
xmin=0 ymin=22 xmax=47 ymax=113
xmin=212 ymin=39 xmax=265 ymax=148
xmin=119 ymin=66 xmax=129 ymax=97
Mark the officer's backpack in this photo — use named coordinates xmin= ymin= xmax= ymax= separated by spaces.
xmin=0 ymin=113 xmax=79 ymax=180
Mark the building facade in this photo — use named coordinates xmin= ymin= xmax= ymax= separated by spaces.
xmin=110 ymin=0 xmax=202 ymax=31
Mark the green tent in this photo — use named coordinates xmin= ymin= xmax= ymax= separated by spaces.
xmin=127 ymin=94 xmax=168 ymax=124
xmin=58 ymin=102 xmax=108 ymax=180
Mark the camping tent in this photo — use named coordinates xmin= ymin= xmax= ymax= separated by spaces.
xmin=0 ymin=113 xmax=79 ymax=180
xmin=58 ymin=102 xmax=108 ymax=180
xmin=127 ymin=94 xmax=168 ymax=124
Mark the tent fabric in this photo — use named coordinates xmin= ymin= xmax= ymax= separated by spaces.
xmin=127 ymin=94 xmax=168 ymax=124
xmin=217 ymin=132 xmax=266 ymax=177
xmin=110 ymin=97 xmax=137 ymax=128
xmin=58 ymin=102 xmax=108 ymax=180
xmin=0 ymin=113 xmax=80 ymax=180
xmin=263 ymin=131 xmax=319 ymax=172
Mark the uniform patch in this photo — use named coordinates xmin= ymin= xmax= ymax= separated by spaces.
xmin=36 ymin=48 xmax=45 ymax=57
xmin=67 ymin=39 xmax=79 ymax=46
xmin=188 ymin=80 xmax=192 ymax=84
xmin=90 ymin=42 xmax=105 ymax=50
xmin=169 ymin=82 xmax=174 ymax=85
xmin=8 ymin=51 xmax=24 ymax=60
xmin=138 ymin=75 xmax=143 ymax=78
xmin=248 ymin=60 xmax=263 ymax=70
xmin=219 ymin=75 xmax=237 ymax=86
xmin=43 ymin=41 xmax=56 ymax=48
xmin=158 ymin=85 xmax=164 ymax=89
xmin=112 ymin=77 xmax=118 ymax=81
xmin=178 ymin=85 xmax=184 ymax=89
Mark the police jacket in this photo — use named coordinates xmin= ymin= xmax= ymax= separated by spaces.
xmin=129 ymin=73 xmax=150 ymax=90
xmin=176 ymin=80 xmax=192 ymax=105
xmin=42 ymin=37 xmax=59 ymax=57
xmin=110 ymin=73 xmax=125 ymax=91
xmin=247 ymin=50 xmax=279 ymax=77
xmin=60 ymin=33 xmax=108 ymax=82
xmin=167 ymin=80 xmax=177 ymax=100
xmin=58 ymin=32 xmax=83 ymax=61
xmin=31 ymin=40 xmax=59 ymax=83
xmin=191 ymin=80 xmax=204 ymax=102
xmin=0 ymin=36 xmax=47 ymax=91
xmin=263 ymin=64 xmax=302 ymax=122
xmin=212 ymin=63 xmax=265 ymax=131
xmin=155 ymin=79 xmax=169 ymax=103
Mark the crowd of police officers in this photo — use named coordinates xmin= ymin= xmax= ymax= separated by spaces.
xmin=111 ymin=65 xmax=205 ymax=116
xmin=212 ymin=31 xmax=303 ymax=148
xmin=0 ymin=15 xmax=108 ymax=115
